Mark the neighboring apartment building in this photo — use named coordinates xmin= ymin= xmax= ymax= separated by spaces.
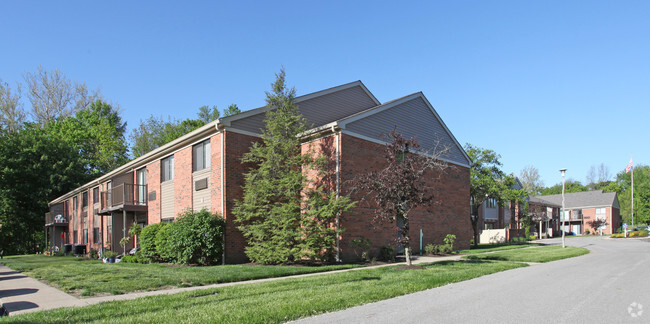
xmin=531 ymin=190 xmax=621 ymax=235
xmin=45 ymin=81 xmax=472 ymax=263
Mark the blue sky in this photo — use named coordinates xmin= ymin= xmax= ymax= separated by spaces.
xmin=2 ymin=1 xmax=648 ymax=187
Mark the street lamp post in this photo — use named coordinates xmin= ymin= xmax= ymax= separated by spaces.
xmin=560 ymin=169 xmax=566 ymax=248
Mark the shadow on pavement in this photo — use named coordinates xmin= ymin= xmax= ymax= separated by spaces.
xmin=3 ymin=301 xmax=39 ymax=313
xmin=0 ymin=275 xmax=28 ymax=281
xmin=0 ymin=288 xmax=39 ymax=298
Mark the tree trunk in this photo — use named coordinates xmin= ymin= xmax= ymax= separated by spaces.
xmin=405 ymin=246 xmax=411 ymax=266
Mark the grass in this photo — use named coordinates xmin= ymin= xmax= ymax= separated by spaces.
xmin=3 ymin=260 xmax=527 ymax=323
xmin=455 ymin=242 xmax=541 ymax=255
xmin=463 ymin=245 xmax=589 ymax=263
xmin=0 ymin=255 xmax=360 ymax=297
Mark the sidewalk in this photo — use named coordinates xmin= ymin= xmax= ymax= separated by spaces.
xmin=0 ymin=264 xmax=86 ymax=315
xmin=0 ymin=254 xmax=462 ymax=316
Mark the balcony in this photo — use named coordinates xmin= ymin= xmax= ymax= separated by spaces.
xmin=99 ymin=183 xmax=148 ymax=215
xmin=45 ymin=212 xmax=68 ymax=227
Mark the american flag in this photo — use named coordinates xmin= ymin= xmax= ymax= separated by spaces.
xmin=626 ymin=157 xmax=633 ymax=173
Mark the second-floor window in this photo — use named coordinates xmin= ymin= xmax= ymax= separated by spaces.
xmin=193 ymin=140 xmax=211 ymax=171
xmin=82 ymin=192 xmax=88 ymax=208
xmin=73 ymin=196 xmax=78 ymax=213
xmin=93 ymin=187 xmax=99 ymax=204
xmin=486 ymin=198 xmax=497 ymax=209
xmin=161 ymin=156 xmax=174 ymax=182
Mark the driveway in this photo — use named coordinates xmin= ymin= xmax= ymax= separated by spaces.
xmin=296 ymin=236 xmax=650 ymax=323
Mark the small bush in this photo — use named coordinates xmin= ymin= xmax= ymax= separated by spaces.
xmin=379 ymin=245 xmax=394 ymax=262
xmin=444 ymin=234 xmax=456 ymax=250
xmin=529 ymin=235 xmax=537 ymax=241
xmin=584 ymin=229 xmax=590 ymax=235
xmin=120 ymin=255 xmax=140 ymax=263
xmin=630 ymin=231 xmax=638 ymax=237
xmin=439 ymin=244 xmax=452 ymax=254
xmin=103 ymin=251 xmax=118 ymax=259
xmin=639 ymin=230 xmax=649 ymax=237
xmin=610 ymin=234 xmax=617 ymax=238
xmin=424 ymin=244 xmax=438 ymax=255
xmin=168 ymin=210 xmax=225 ymax=265
xmin=351 ymin=237 xmax=372 ymax=262
xmin=89 ymin=249 xmax=99 ymax=260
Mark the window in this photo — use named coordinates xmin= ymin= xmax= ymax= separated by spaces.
xmin=73 ymin=197 xmax=78 ymax=214
xmin=93 ymin=228 xmax=100 ymax=244
xmin=93 ymin=187 xmax=99 ymax=204
xmin=83 ymin=229 xmax=88 ymax=244
xmin=136 ymin=168 xmax=147 ymax=205
xmin=73 ymin=230 xmax=78 ymax=244
xmin=82 ymin=192 xmax=88 ymax=208
xmin=486 ymin=198 xmax=497 ymax=209
xmin=162 ymin=218 xmax=174 ymax=223
xmin=193 ymin=140 xmax=211 ymax=171
xmin=596 ymin=208 xmax=606 ymax=215
xmin=161 ymin=156 xmax=174 ymax=182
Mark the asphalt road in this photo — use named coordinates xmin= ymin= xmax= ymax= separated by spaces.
xmin=295 ymin=236 xmax=650 ymax=323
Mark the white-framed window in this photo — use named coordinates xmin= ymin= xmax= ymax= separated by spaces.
xmin=193 ymin=140 xmax=211 ymax=172
xmin=161 ymin=156 xmax=174 ymax=182
xmin=596 ymin=208 xmax=606 ymax=215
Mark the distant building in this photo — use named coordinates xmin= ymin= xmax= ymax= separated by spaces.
xmin=530 ymin=190 xmax=621 ymax=235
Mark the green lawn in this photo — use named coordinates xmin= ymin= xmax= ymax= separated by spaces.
xmin=463 ymin=245 xmax=589 ymax=263
xmin=0 ymin=255 xmax=360 ymax=297
xmin=3 ymin=260 xmax=527 ymax=323
xmin=455 ymin=242 xmax=541 ymax=255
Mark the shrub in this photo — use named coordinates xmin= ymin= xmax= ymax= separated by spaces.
xmin=529 ymin=235 xmax=537 ymax=241
xmin=351 ymin=237 xmax=372 ymax=262
xmin=168 ymin=210 xmax=225 ymax=265
xmin=584 ymin=229 xmax=590 ymax=235
xmin=379 ymin=245 xmax=394 ymax=262
xmin=639 ymin=230 xmax=649 ymax=237
xmin=424 ymin=244 xmax=437 ymax=255
xmin=155 ymin=223 xmax=174 ymax=262
xmin=439 ymin=244 xmax=452 ymax=254
xmin=630 ymin=231 xmax=638 ymax=237
xmin=610 ymin=234 xmax=617 ymax=238
xmin=120 ymin=255 xmax=140 ymax=263
xmin=444 ymin=234 xmax=456 ymax=250
xmin=139 ymin=222 xmax=166 ymax=262
xmin=89 ymin=249 xmax=99 ymax=260
xmin=103 ymin=251 xmax=118 ymax=259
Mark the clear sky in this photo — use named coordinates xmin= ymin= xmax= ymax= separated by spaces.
xmin=2 ymin=1 xmax=648 ymax=187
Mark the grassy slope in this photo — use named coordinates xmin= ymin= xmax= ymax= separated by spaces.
xmin=4 ymin=260 xmax=527 ymax=323
xmin=464 ymin=246 xmax=589 ymax=263
xmin=0 ymin=255 xmax=359 ymax=297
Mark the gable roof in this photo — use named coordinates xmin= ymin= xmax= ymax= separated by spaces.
xmin=335 ymin=92 xmax=471 ymax=167
xmin=220 ymin=81 xmax=380 ymax=135
xmin=531 ymin=190 xmax=619 ymax=209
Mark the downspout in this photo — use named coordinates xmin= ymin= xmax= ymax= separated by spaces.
xmin=333 ymin=126 xmax=341 ymax=263
xmin=221 ymin=128 xmax=226 ymax=265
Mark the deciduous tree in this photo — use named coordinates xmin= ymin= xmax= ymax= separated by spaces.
xmin=465 ymin=144 xmax=526 ymax=247
xmin=519 ymin=165 xmax=544 ymax=195
xmin=0 ymin=80 xmax=25 ymax=131
xmin=353 ymin=129 xmax=450 ymax=265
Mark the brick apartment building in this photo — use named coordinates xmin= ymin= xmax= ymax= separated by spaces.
xmin=531 ymin=190 xmax=621 ymax=235
xmin=44 ymin=81 xmax=472 ymax=263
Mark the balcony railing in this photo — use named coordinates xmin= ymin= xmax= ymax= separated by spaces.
xmin=100 ymin=183 xmax=147 ymax=210
xmin=45 ymin=212 xmax=68 ymax=226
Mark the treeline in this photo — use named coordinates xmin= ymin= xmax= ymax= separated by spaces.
xmin=0 ymin=66 xmax=239 ymax=254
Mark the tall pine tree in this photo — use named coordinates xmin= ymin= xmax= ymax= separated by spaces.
xmin=233 ymin=70 xmax=354 ymax=264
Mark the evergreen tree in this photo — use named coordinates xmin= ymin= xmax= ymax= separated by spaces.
xmin=233 ymin=70 xmax=354 ymax=264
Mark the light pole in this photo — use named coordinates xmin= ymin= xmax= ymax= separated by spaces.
xmin=560 ymin=169 xmax=566 ymax=248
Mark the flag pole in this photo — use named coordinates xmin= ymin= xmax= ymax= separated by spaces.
xmin=631 ymin=154 xmax=634 ymax=228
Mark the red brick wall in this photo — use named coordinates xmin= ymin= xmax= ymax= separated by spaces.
xmin=338 ymin=134 xmax=471 ymax=262
xmin=223 ymin=131 xmax=263 ymax=263
xmin=210 ymin=133 xmax=224 ymax=215
xmin=174 ymin=147 xmax=193 ymax=217
xmin=147 ymin=160 xmax=161 ymax=224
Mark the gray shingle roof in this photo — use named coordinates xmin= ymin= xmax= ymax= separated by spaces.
xmin=531 ymin=190 xmax=618 ymax=209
